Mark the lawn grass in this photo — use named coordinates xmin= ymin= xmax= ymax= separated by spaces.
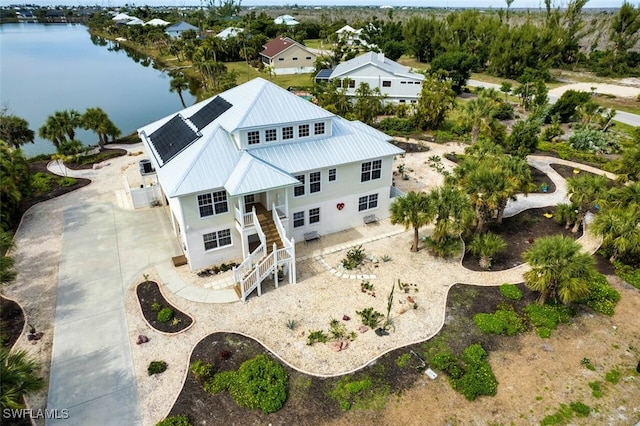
xmin=225 ymin=61 xmax=316 ymax=90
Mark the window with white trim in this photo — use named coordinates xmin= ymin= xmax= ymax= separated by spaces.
xmin=282 ymin=126 xmax=294 ymax=140
xmin=293 ymin=211 xmax=304 ymax=228
xmin=247 ymin=130 xmax=260 ymax=145
xmin=203 ymin=229 xmax=232 ymax=250
xmin=361 ymin=160 xmax=382 ymax=182
xmin=265 ymin=129 xmax=277 ymax=142
xmin=298 ymin=124 xmax=309 ymax=138
xmin=328 ymin=168 xmax=336 ymax=182
xmin=309 ymin=207 xmax=320 ymax=224
xmin=358 ymin=194 xmax=378 ymax=212
xmin=309 ymin=171 xmax=321 ymax=193
xmin=348 ymin=80 xmax=355 ymax=88
xmin=294 ymin=175 xmax=305 ymax=197
xmin=314 ymin=122 xmax=325 ymax=135
xmin=382 ymin=80 xmax=391 ymax=87
xmin=198 ymin=190 xmax=229 ymax=217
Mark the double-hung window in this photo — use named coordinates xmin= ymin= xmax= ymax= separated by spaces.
xmin=361 ymin=160 xmax=382 ymax=182
xmin=203 ymin=229 xmax=232 ymax=250
xmin=198 ymin=191 xmax=228 ymax=217
xmin=328 ymin=168 xmax=336 ymax=182
xmin=294 ymin=175 xmax=305 ymax=197
xmin=293 ymin=211 xmax=304 ymax=228
xmin=309 ymin=208 xmax=320 ymax=224
xmin=309 ymin=171 xmax=321 ymax=193
xmin=358 ymin=194 xmax=378 ymax=212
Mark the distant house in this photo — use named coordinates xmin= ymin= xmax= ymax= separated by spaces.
xmin=260 ymin=37 xmax=316 ymax=75
xmin=335 ymin=25 xmax=368 ymax=47
xmin=112 ymin=12 xmax=134 ymax=24
xmin=216 ymin=27 xmax=244 ymax=40
xmin=137 ymin=77 xmax=402 ymax=300
xmin=126 ymin=17 xmax=144 ymax=26
xmin=165 ymin=21 xmax=199 ymax=39
xmin=274 ymin=15 xmax=299 ymax=26
xmin=315 ymin=51 xmax=424 ymax=104
xmin=45 ymin=9 xmax=66 ymax=23
xmin=145 ymin=18 xmax=170 ymax=27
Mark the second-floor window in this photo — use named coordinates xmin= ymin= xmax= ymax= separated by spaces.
xmin=328 ymin=168 xmax=336 ymax=182
xmin=309 ymin=171 xmax=321 ymax=193
xmin=247 ymin=131 xmax=260 ymax=145
xmin=361 ymin=160 xmax=382 ymax=182
xmin=299 ymin=124 xmax=309 ymax=138
xmin=282 ymin=126 xmax=294 ymax=140
xmin=294 ymin=175 xmax=305 ymax=197
xmin=198 ymin=190 xmax=228 ymax=217
xmin=265 ymin=129 xmax=277 ymax=142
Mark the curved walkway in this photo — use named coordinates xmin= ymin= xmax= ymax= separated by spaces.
xmin=6 ymin=147 xmax=615 ymax=425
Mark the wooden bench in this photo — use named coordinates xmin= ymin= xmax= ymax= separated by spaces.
xmin=304 ymin=231 xmax=320 ymax=244
xmin=363 ymin=214 xmax=379 ymax=225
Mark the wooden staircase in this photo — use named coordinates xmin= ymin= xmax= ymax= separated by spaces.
xmin=252 ymin=204 xmax=283 ymax=253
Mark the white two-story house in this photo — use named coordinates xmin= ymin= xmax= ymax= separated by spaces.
xmin=315 ymin=51 xmax=425 ymax=104
xmin=138 ymin=77 xmax=403 ymax=300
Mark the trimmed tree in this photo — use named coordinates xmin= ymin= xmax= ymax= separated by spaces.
xmin=390 ymin=191 xmax=434 ymax=252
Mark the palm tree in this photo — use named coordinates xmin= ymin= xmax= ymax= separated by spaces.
xmin=390 ymin=191 xmax=434 ymax=252
xmin=554 ymin=203 xmax=578 ymax=229
xmin=591 ymin=205 xmax=640 ymax=263
xmin=429 ymin=185 xmax=473 ymax=243
xmin=38 ymin=110 xmax=81 ymax=149
xmin=169 ymin=72 xmax=190 ymax=108
xmin=604 ymin=182 xmax=640 ymax=209
xmin=468 ymin=232 xmax=507 ymax=270
xmin=81 ymin=107 xmax=108 ymax=148
xmin=523 ymin=235 xmax=597 ymax=305
xmin=0 ymin=347 xmax=45 ymax=409
xmin=54 ymin=110 xmax=81 ymax=141
xmin=458 ymin=94 xmax=499 ymax=143
xmin=566 ymin=174 xmax=609 ymax=233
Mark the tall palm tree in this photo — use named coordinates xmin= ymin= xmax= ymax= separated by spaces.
xmin=566 ymin=174 xmax=609 ymax=233
xmin=390 ymin=191 xmax=435 ymax=252
xmin=38 ymin=110 xmax=81 ymax=149
xmin=459 ymin=95 xmax=499 ymax=143
xmin=54 ymin=110 xmax=81 ymax=142
xmin=468 ymin=232 xmax=507 ymax=270
xmin=429 ymin=185 xmax=473 ymax=243
xmin=554 ymin=203 xmax=578 ymax=229
xmin=523 ymin=235 xmax=597 ymax=305
xmin=169 ymin=72 xmax=190 ymax=108
xmin=81 ymin=107 xmax=110 ymax=148
xmin=591 ymin=204 xmax=640 ymax=263
xmin=0 ymin=347 xmax=45 ymax=409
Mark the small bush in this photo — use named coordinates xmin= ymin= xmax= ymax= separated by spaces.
xmin=329 ymin=375 xmax=389 ymax=411
xmin=571 ymin=401 xmax=591 ymax=417
xmin=589 ymin=381 xmax=603 ymax=398
xmin=473 ymin=309 xmax=526 ymax=336
xmin=58 ymin=176 xmax=77 ymax=187
xmin=576 ymin=274 xmax=620 ymax=316
xmin=523 ymin=303 xmax=572 ymax=338
xmin=378 ymin=117 xmax=415 ymax=133
xmin=499 ymin=284 xmax=523 ymax=300
xmin=355 ymin=307 xmax=384 ymax=329
xmin=203 ymin=370 xmax=235 ymax=394
xmin=451 ymin=344 xmax=498 ymax=401
xmin=431 ymin=351 xmax=463 ymax=379
xmin=148 ymin=360 xmax=167 ymax=376
xmin=155 ymin=415 xmax=192 ymax=426
xmin=396 ymin=353 xmax=412 ymax=368
xmin=30 ymin=172 xmax=54 ymax=194
xmin=541 ymin=403 xmax=573 ymax=426
xmin=189 ymin=360 xmax=214 ymax=382
xmin=157 ymin=307 xmax=174 ymax=323
xmin=150 ymin=301 xmax=162 ymax=312
xmin=229 ymin=355 xmax=288 ymax=414
xmin=605 ymin=369 xmax=621 ymax=384
xmin=342 ymin=245 xmax=365 ymax=270
xmin=307 ymin=330 xmax=328 ymax=346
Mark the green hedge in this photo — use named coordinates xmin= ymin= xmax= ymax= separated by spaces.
xmin=523 ymin=303 xmax=572 ymax=338
xmin=473 ymin=309 xmax=526 ymax=336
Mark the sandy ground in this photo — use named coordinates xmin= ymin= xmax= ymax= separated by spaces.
xmin=5 ymin=140 xmax=640 ymax=426
xmin=549 ymin=82 xmax=640 ymax=99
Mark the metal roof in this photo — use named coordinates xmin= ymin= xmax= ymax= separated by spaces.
xmin=224 ymin=153 xmax=299 ymax=196
xmin=330 ymin=51 xmax=425 ymax=80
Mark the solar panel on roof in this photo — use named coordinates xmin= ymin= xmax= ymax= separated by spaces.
xmin=149 ymin=115 xmax=200 ymax=165
xmin=189 ymin=96 xmax=232 ymax=130
xmin=315 ymin=69 xmax=333 ymax=80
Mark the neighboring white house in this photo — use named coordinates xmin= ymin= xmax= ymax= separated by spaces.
xmin=335 ymin=25 xmax=369 ymax=47
xmin=145 ymin=18 xmax=170 ymax=27
xmin=314 ymin=51 xmax=425 ymax=104
xmin=216 ymin=27 xmax=244 ymax=40
xmin=165 ymin=21 xmax=199 ymax=38
xmin=137 ymin=77 xmax=403 ymax=299
xmin=274 ymin=15 xmax=299 ymax=25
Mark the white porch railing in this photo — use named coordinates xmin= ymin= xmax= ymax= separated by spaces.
xmin=232 ymin=208 xmax=266 ymax=282
xmin=234 ymin=205 xmax=256 ymax=228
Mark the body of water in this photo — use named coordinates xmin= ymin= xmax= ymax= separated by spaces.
xmin=0 ymin=23 xmax=195 ymax=158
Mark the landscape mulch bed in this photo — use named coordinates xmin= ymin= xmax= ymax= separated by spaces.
xmin=462 ymin=207 xmax=581 ymax=271
xmin=136 ymin=281 xmax=193 ymax=333
xmin=550 ymin=164 xmax=618 ymax=189
xmin=0 ymin=296 xmax=25 ymax=349
xmin=529 ymin=165 xmax=556 ymax=193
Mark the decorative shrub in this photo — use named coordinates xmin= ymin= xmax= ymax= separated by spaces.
xmin=613 ymin=262 xmax=640 ymax=290
xmin=230 ymin=355 xmax=288 ymax=414
xmin=148 ymin=360 xmax=168 ymax=376
xmin=58 ymin=177 xmax=77 ymax=187
xmin=499 ymin=284 xmax=523 ymax=300
xmin=203 ymin=371 xmax=235 ymax=394
xmin=342 ymin=245 xmax=365 ymax=270
xmin=569 ymin=127 xmax=619 ymax=154
xmin=30 ymin=172 xmax=54 ymax=194
xmin=150 ymin=301 xmax=162 ymax=312
xmin=473 ymin=309 xmax=526 ymax=336
xmin=157 ymin=307 xmax=174 ymax=323
xmin=378 ymin=117 xmax=415 ymax=133
xmin=189 ymin=360 xmax=214 ymax=382
xmin=576 ymin=274 xmax=620 ymax=316
xmin=155 ymin=415 xmax=192 ymax=426
xmin=570 ymin=401 xmax=591 ymax=417
xmin=523 ymin=303 xmax=572 ymax=338
xmin=306 ymin=330 xmax=328 ymax=346
xmin=355 ymin=307 xmax=384 ymax=329
xmin=329 ymin=377 xmax=373 ymax=411
xmin=436 ymin=344 xmax=498 ymax=401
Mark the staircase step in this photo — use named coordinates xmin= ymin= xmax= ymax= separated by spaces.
xmin=233 ymin=284 xmax=242 ymax=299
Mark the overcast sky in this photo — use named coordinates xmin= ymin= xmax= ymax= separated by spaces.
xmin=34 ymin=0 xmax=626 ymax=8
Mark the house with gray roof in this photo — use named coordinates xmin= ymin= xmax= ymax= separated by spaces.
xmin=315 ymin=51 xmax=425 ymax=104
xmin=165 ymin=21 xmax=199 ymax=38
xmin=137 ymin=78 xmax=402 ymax=300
